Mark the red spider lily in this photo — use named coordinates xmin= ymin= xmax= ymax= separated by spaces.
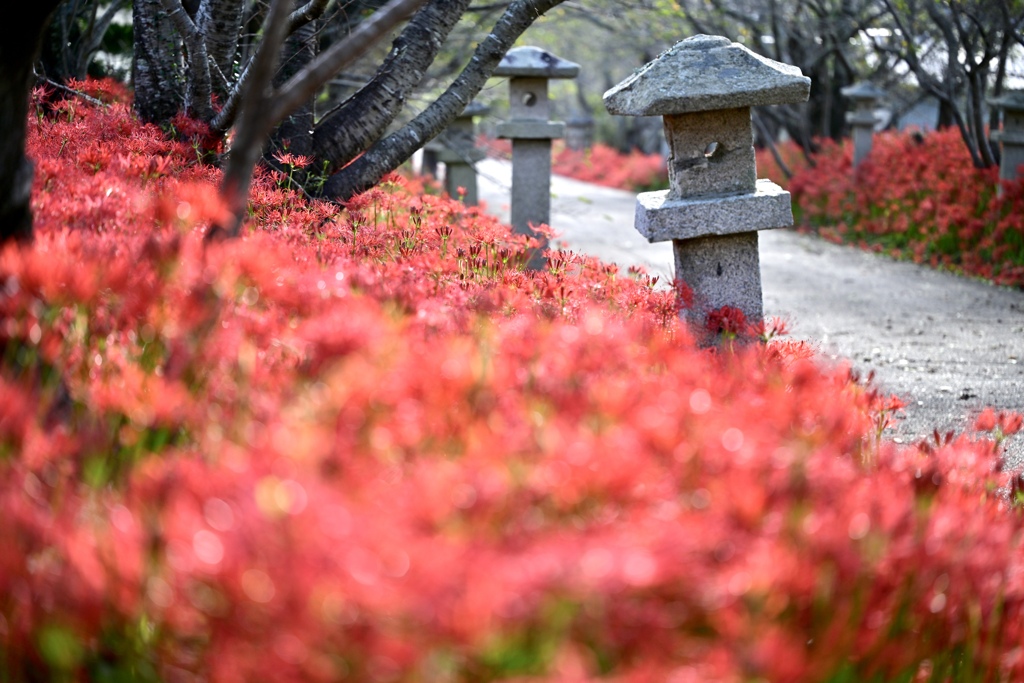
xmin=975 ymin=407 xmax=1024 ymax=436
xmin=551 ymin=142 xmax=668 ymax=192
xmin=2 ymin=81 xmax=1023 ymax=683
xmin=273 ymin=151 xmax=314 ymax=169
xmin=785 ymin=128 xmax=1024 ymax=287
xmin=705 ymin=305 xmax=748 ymax=337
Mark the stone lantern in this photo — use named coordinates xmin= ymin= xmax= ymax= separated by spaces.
xmin=603 ymin=35 xmax=810 ymax=331
xmin=989 ymin=91 xmax=1024 ymax=189
xmin=435 ymin=101 xmax=489 ymax=206
xmin=495 ymin=46 xmax=580 ymax=269
xmin=566 ymin=114 xmax=596 ymax=151
xmin=842 ymin=81 xmax=886 ymax=167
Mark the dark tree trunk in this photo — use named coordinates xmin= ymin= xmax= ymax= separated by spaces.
xmin=936 ymin=97 xmax=957 ymax=130
xmin=197 ymin=0 xmax=245 ymax=96
xmin=269 ymin=0 xmax=318 ymax=160
xmin=132 ymin=0 xmax=184 ymax=124
xmin=311 ymin=0 xmax=472 ymax=172
xmin=0 ymin=0 xmax=62 ymax=243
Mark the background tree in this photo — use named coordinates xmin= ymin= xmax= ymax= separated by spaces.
xmin=0 ymin=0 xmax=63 ymax=243
xmin=871 ymin=0 xmax=1024 ymax=168
xmin=38 ymin=0 xmax=130 ymax=83
xmin=127 ymin=0 xmax=569 ymax=224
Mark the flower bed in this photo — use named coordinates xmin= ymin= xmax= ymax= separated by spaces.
xmin=2 ymin=85 xmax=1024 ymax=682
xmin=775 ymin=129 xmax=1024 ymax=288
xmin=552 ymin=143 xmax=668 ymax=193
xmin=484 ymin=138 xmax=668 ymax=193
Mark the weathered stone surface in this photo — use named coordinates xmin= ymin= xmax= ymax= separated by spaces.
xmin=664 ymin=108 xmax=755 ymax=198
xmin=511 ymin=139 xmax=554 ymax=269
xmin=496 ymin=121 xmax=566 ymax=140
xmin=494 ymin=46 xmax=581 ymax=79
xmin=635 ymin=180 xmax=793 ymax=242
xmin=603 ymin=35 xmax=810 ymax=116
xmin=497 ymin=47 xmax=579 ymax=270
xmin=845 ymin=110 xmax=877 ymax=126
xmin=673 ymin=232 xmax=764 ymax=324
xmin=508 ymin=77 xmax=552 ymax=119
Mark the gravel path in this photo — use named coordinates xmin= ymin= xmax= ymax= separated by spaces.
xmin=475 ymin=158 xmax=1024 ymax=467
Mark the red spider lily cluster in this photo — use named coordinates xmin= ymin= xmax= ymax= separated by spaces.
xmin=784 ymin=128 xmax=1024 ymax=287
xmin=3 ymin=85 xmax=1024 ymax=682
xmin=552 ymin=143 xmax=668 ymax=193
xmin=484 ymin=138 xmax=668 ymax=193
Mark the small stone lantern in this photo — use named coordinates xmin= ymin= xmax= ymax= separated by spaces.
xmin=842 ymin=81 xmax=886 ymax=167
xmin=495 ymin=46 xmax=580 ymax=269
xmin=989 ymin=91 xmax=1024 ymax=189
xmin=436 ymin=101 xmax=489 ymax=206
xmin=603 ymin=35 xmax=809 ymax=331
xmin=566 ymin=114 xmax=596 ymax=151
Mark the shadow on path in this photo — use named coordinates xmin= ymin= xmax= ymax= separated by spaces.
xmin=476 ymin=158 xmax=1024 ymax=466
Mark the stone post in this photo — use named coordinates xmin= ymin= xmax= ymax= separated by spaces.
xmin=603 ymin=35 xmax=810 ymax=333
xmin=989 ymin=91 xmax=1024 ymax=190
xmin=841 ymin=81 xmax=886 ymax=167
xmin=495 ymin=46 xmax=580 ymax=269
xmin=436 ymin=101 xmax=489 ymax=206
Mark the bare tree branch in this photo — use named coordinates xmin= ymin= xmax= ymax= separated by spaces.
xmin=219 ymin=0 xmax=293 ymax=237
xmin=311 ymin=0 xmax=473 ymax=172
xmin=213 ymin=0 xmax=424 ymax=133
xmin=81 ymin=0 xmax=130 ymax=72
xmin=288 ymin=0 xmax=332 ymax=31
xmin=270 ymin=0 xmax=426 ymax=125
xmin=323 ymin=0 xmax=567 ymax=201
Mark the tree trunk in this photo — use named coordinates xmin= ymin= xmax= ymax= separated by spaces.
xmin=323 ymin=0 xmax=566 ymax=201
xmin=0 ymin=0 xmax=62 ymax=243
xmin=311 ymin=0 xmax=472 ymax=173
xmin=269 ymin=0 xmax=318 ymax=160
xmin=197 ymin=0 xmax=245 ymax=96
xmin=132 ymin=0 xmax=184 ymax=124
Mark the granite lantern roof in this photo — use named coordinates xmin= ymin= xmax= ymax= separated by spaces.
xmin=493 ymin=46 xmax=581 ymax=79
xmin=603 ymin=35 xmax=810 ymax=116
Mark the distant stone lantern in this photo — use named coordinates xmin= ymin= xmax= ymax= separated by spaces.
xmin=495 ymin=46 xmax=580 ymax=269
xmin=842 ymin=81 xmax=886 ymax=167
xmin=603 ymin=35 xmax=810 ymax=331
xmin=436 ymin=101 xmax=489 ymax=206
xmin=989 ymin=91 xmax=1024 ymax=190
xmin=566 ymin=114 xmax=596 ymax=151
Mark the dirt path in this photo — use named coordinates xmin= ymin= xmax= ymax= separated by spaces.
xmin=476 ymin=158 xmax=1024 ymax=466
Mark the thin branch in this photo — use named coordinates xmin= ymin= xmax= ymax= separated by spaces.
xmin=311 ymin=0 xmax=472 ymax=171
xmin=213 ymin=0 xmax=424 ymax=133
xmin=33 ymin=70 xmax=106 ymax=107
xmin=323 ymin=0 xmax=567 ymax=200
xmin=82 ymin=0 xmax=129 ymax=61
xmin=266 ymin=0 xmax=426 ymax=130
xmin=288 ymin=0 xmax=331 ymax=31
xmin=753 ymin=110 xmax=792 ymax=179
xmin=219 ymin=0 xmax=293 ymax=237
